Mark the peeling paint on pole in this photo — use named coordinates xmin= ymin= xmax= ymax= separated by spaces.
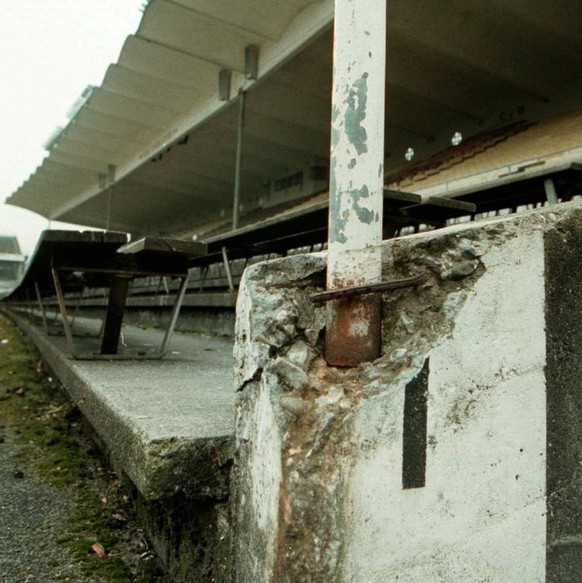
xmin=343 ymin=73 xmax=369 ymax=155
xmin=326 ymin=0 xmax=386 ymax=366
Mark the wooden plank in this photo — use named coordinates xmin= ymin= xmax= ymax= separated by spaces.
xmin=402 ymin=196 xmax=476 ymax=224
xmin=117 ymin=237 xmax=207 ymax=258
xmin=423 ymin=196 xmax=476 ymax=213
xmin=205 ymin=190 xmax=420 ymax=254
xmin=41 ymin=230 xmax=127 ymax=244
xmin=383 ymin=188 xmax=422 ymax=205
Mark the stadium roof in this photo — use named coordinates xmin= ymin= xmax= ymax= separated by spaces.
xmin=7 ymin=0 xmax=582 ymax=234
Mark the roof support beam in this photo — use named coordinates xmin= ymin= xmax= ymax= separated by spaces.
xmin=233 ymin=90 xmax=246 ymax=230
xmin=325 ymin=0 xmax=386 ymax=366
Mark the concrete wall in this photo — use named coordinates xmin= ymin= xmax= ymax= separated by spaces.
xmin=343 ymin=229 xmax=546 ymax=582
xmin=232 ymin=202 xmax=582 ymax=582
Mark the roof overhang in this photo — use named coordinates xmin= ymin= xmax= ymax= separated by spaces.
xmin=7 ymin=0 xmax=582 ymax=234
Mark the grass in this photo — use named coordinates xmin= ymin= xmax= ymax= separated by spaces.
xmin=0 ymin=313 xmax=169 ymax=583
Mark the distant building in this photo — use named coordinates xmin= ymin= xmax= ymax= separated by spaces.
xmin=0 ymin=236 xmax=26 ymax=298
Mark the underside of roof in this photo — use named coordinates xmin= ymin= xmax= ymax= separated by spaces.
xmin=7 ymin=0 xmax=582 ymax=235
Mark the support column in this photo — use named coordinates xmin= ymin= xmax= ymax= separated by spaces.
xmin=326 ymin=0 xmax=386 ymax=366
xmin=105 ymin=163 xmax=116 ymax=231
xmin=101 ymin=275 xmax=132 ymax=355
xmin=233 ymin=90 xmax=246 ymax=230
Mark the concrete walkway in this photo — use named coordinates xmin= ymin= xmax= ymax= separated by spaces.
xmin=5 ymin=310 xmax=235 ymax=501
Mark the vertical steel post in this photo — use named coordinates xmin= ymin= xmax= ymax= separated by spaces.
xmin=106 ymin=186 xmax=113 ymax=231
xmin=160 ymin=275 xmax=190 ymax=357
xmin=105 ymin=164 xmax=116 ymax=231
xmin=325 ymin=0 xmax=386 ymax=366
xmin=222 ymin=246 xmax=235 ymax=291
xmin=100 ymin=275 xmax=132 ymax=355
xmin=233 ymin=90 xmax=247 ymax=230
xmin=34 ymin=281 xmax=49 ymax=335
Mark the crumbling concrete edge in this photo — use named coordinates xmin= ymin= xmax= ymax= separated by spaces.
xmin=232 ymin=201 xmax=582 ymax=582
xmin=2 ymin=309 xmax=232 ymax=502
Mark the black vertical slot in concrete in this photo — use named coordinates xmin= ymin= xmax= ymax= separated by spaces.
xmin=402 ymin=358 xmax=429 ymax=489
xmin=545 ymin=215 xmax=582 ymax=582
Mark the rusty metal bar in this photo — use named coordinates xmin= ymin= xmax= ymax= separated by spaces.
xmin=325 ymin=0 xmax=387 ymax=366
xmin=199 ymin=265 xmax=209 ymax=292
xmin=311 ymin=273 xmax=428 ymax=304
xmin=24 ymin=289 xmax=33 ymax=316
xmin=70 ymin=287 xmax=85 ymax=331
xmin=34 ymin=281 xmax=49 ymax=335
xmin=160 ymin=275 xmax=189 ymax=357
xmin=222 ymin=246 xmax=235 ymax=291
xmin=51 ymin=267 xmax=77 ymax=357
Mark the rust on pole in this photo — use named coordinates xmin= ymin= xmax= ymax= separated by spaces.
xmin=325 ymin=0 xmax=387 ymax=366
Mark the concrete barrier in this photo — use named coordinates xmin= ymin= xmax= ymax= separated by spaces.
xmin=232 ymin=201 xmax=582 ymax=582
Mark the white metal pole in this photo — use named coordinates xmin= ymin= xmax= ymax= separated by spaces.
xmin=326 ymin=0 xmax=386 ymax=365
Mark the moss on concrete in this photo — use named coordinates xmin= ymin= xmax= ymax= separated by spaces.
xmin=0 ymin=312 xmax=170 ymax=583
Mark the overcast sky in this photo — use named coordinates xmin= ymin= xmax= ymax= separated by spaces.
xmin=0 ymin=0 xmax=144 ymax=254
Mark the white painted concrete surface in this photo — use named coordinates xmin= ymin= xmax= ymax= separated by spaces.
xmin=233 ymin=204 xmax=582 ymax=582
xmin=343 ymin=232 xmax=547 ymax=582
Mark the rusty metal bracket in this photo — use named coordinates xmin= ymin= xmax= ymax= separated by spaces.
xmin=310 ymin=273 xmax=429 ymax=304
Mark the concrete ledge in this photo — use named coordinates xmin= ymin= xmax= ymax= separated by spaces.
xmin=5 ymin=311 xmax=235 ymax=501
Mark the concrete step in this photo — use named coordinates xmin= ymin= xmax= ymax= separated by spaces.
xmin=5 ymin=311 xmax=235 ymax=501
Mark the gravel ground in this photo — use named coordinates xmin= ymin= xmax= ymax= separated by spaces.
xmin=0 ymin=314 xmax=170 ymax=583
xmin=0 ymin=425 xmax=103 ymax=583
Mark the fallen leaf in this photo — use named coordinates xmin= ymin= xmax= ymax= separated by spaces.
xmin=91 ymin=542 xmax=107 ymax=560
